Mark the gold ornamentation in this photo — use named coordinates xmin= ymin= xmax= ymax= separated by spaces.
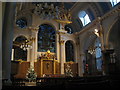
xmin=46 ymin=50 xmax=51 ymax=59
xmin=58 ymin=29 xmax=67 ymax=34
xmin=60 ymin=40 xmax=65 ymax=45
xmin=66 ymin=61 xmax=74 ymax=64
xmin=54 ymin=19 xmax=72 ymax=24
xmin=16 ymin=59 xmax=27 ymax=64
xmin=47 ymin=50 xmax=50 ymax=54
xmin=33 ymin=2 xmax=72 ymax=24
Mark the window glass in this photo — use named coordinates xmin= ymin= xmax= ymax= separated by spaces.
xmin=95 ymin=39 xmax=102 ymax=71
xmin=16 ymin=18 xmax=27 ymax=28
xmin=65 ymin=25 xmax=73 ymax=34
xmin=110 ymin=0 xmax=120 ymax=7
xmin=79 ymin=11 xmax=91 ymax=26
xmin=38 ymin=24 xmax=56 ymax=52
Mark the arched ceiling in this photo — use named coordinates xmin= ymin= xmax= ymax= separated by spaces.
xmin=69 ymin=2 xmax=112 ymax=33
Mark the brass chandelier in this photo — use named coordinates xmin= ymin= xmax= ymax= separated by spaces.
xmin=20 ymin=37 xmax=35 ymax=51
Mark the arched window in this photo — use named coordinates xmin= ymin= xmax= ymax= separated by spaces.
xmin=110 ymin=0 xmax=120 ymax=7
xmin=95 ymin=38 xmax=102 ymax=71
xmin=65 ymin=25 xmax=73 ymax=34
xmin=16 ymin=18 xmax=27 ymax=28
xmin=78 ymin=11 xmax=91 ymax=26
xmin=38 ymin=24 xmax=56 ymax=52
xmin=14 ymin=36 xmax=27 ymax=61
xmin=65 ymin=41 xmax=74 ymax=62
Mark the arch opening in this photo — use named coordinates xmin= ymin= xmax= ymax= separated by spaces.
xmin=13 ymin=36 xmax=27 ymax=61
xmin=65 ymin=40 xmax=75 ymax=62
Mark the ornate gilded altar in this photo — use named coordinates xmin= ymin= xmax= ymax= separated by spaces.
xmin=34 ymin=50 xmax=61 ymax=77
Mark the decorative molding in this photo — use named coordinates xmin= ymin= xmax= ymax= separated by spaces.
xmin=101 ymin=5 xmax=120 ymax=21
xmin=58 ymin=29 xmax=67 ymax=34
xmin=90 ymin=3 xmax=101 ymax=17
xmin=28 ymin=27 xmax=39 ymax=32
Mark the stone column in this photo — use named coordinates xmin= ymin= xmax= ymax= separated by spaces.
xmin=28 ymin=27 xmax=39 ymax=67
xmin=75 ymin=38 xmax=82 ymax=76
xmin=75 ymin=37 xmax=80 ymax=63
xmin=78 ymin=53 xmax=85 ymax=77
xmin=60 ymin=41 xmax=65 ymax=74
xmin=34 ymin=28 xmax=39 ymax=62
xmin=31 ymin=27 xmax=39 ymax=61
xmin=30 ymin=37 xmax=35 ymax=67
xmin=2 ymin=2 xmax=16 ymax=82
xmin=56 ymin=32 xmax=60 ymax=62
xmin=27 ymin=48 xmax=30 ymax=62
xmin=0 ymin=2 xmax=2 ymax=89
xmin=58 ymin=30 xmax=67 ymax=74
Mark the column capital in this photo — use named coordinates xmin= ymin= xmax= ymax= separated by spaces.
xmin=57 ymin=29 xmax=67 ymax=34
xmin=59 ymin=40 xmax=65 ymax=45
xmin=28 ymin=26 xmax=39 ymax=33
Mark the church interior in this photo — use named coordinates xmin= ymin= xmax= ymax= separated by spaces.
xmin=1 ymin=1 xmax=120 ymax=89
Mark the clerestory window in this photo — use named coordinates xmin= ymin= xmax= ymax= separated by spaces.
xmin=95 ymin=38 xmax=102 ymax=71
xmin=110 ymin=0 xmax=120 ymax=7
xmin=78 ymin=11 xmax=91 ymax=26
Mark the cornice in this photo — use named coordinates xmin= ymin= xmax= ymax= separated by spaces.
xmin=101 ymin=5 xmax=120 ymax=21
